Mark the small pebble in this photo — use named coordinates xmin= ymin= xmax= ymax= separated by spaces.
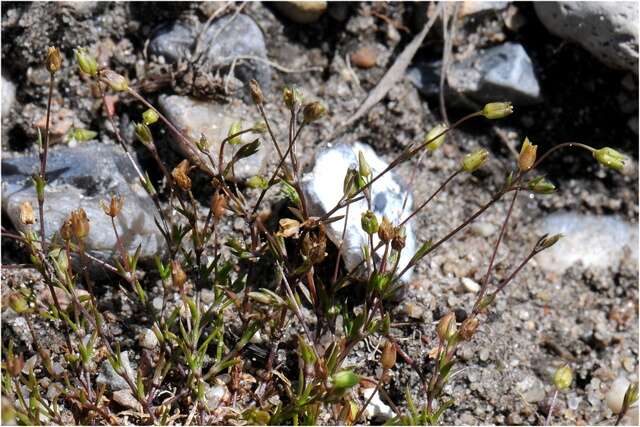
xmin=351 ymin=46 xmax=377 ymax=69
xmin=138 ymin=328 xmax=159 ymax=350
xmin=605 ymin=376 xmax=630 ymax=414
xmin=470 ymin=222 xmax=495 ymax=237
xmin=112 ymin=389 xmax=142 ymax=412
xmin=461 ymin=277 xmax=480 ymax=293
xmin=205 ymin=384 xmax=228 ymax=409
xmin=479 ymin=348 xmax=490 ymax=362
xmin=404 ymin=302 xmax=424 ymax=319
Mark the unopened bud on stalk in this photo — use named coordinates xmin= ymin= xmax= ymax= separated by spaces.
xmin=8 ymin=292 xmax=29 ymax=314
xmin=378 ymin=216 xmax=394 ymax=243
xmin=436 ymin=312 xmax=457 ymax=342
xmin=482 ymin=102 xmax=513 ymax=119
xmin=528 ymin=176 xmax=556 ymax=194
xmin=171 ymin=159 xmax=192 ymax=191
xmin=101 ymin=69 xmax=128 ymax=92
xmin=171 ymin=260 xmax=187 ymax=290
xmin=361 ymin=210 xmax=379 ymax=235
xmin=331 ymin=370 xmax=359 ymax=389
xmin=196 ymin=134 xmax=210 ymax=151
xmin=251 ymin=121 xmax=267 ymax=134
xmin=343 ymin=167 xmax=358 ymax=198
xmin=462 ymin=149 xmax=489 ymax=173
xmin=381 ymin=340 xmax=396 ymax=371
xmin=358 ymin=151 xmax=371 ymax=178
xmin=74 ymin=47 xmax=98 ymax=77
xmin=228 ymin=121 xmax=243 ymax=145
xmin=19 ymin=201 xmax=35 ymax=225
xmin=424 ymin=123 xmax=448 ymax=151
xmin=536 ymin=233 xmax=563 ymax=251
xmin=553 ymin=365 xmax=573 ymax=390
xmin=134 ymin=122 xmax=153 ymax=146
xmin=593 ymin=147 xmax=626 ymax=172
xmin=459 ymin=317 xmax=479 ymax=341
xmin=142 ymin=108 xmax=159 ymax=125
xmin=302 ymin=101 xmax=326 ymax=124
xmin=518 ymin=137 xmax=537 ymax=172
xmin=249 ymin=79 xmax=264 ymax=105
xmin=46 ymin=46 xmax=62 ymax=74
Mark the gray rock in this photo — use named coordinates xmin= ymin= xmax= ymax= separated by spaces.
xmin=517 ymin=375 xmax=546 ymax=403
xmin=300 ymin=142 xmax=416 ymax=283
xmin=1 ymin=75 xmax=16 ymax=117
xmin=96 ymin=351 xmax=135 ymax=392
xmin=138 ymin=328 xmax=158 ymax=350
xmin=536 ymin=213 xmax=638 ymax=273
xmin=158 ymin=95 xmax=268 ymax=180
xmin=535 ymin=2 xmax=639 ymax=74
xmin=112 ymin=390 xmax=142 ymax=412
xmin=1 ymin=143 xmax=164 ymax=263
xmin=459 ymin=1 xmax=509 ymax=17
xmin=149 ymin=14 xmax=271 ymax=87
xmin=408 ymin=42 xmax=541 ymax=105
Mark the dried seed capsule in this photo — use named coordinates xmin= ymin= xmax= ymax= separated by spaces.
xmin=171 ymin=260 xmax=187 ymax=290
xmin=46 ymin=46 xmax=62 ymax=74
xmin=211 ymin=193 xmax=227 ymax=222
xmin=436 ymin=312 xmax=457 ymax=342
xmin=302 ymin=101 xmax=326 ymax=124
xmin=19 ymin=201 xmax=35 ymax=225
xmin=101 ymin=195 xmax=124 ymax=218
xmin=459 ymin=317 xmax=479 ymax=341
xmin=377 ymin=216 xmax=394 ymax=243
xmin=482 ymin=102 xmax=513 ymax=119
xmin=171 ymin=159 xmax=192 ymax=191
xmin=70 ymin=208 xmax=90 ymax=240
xmin=381 ymin=340 xmax=396 ymax=371
xmin=518 ymin=137 xmax=537 ymax=172
xmin=391 ymin=226 xmax=406 ymax=250
xmin=249 ymin=79 xmax=264 ymax=105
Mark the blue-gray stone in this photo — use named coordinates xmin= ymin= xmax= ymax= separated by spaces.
xmin=149 ymin=14 xmax=271 ymax=88
xmin=1 ymin=143 xmax=164 ymax=262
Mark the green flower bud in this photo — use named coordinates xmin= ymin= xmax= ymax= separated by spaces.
xmin=68 ymin=128 xmax=97 ymax=142
xmin=593 ymin=147 xmax=626 ymax=172
xmin=424 ymin=123 xmax=448 ymax=151
xmin=343 ymin=167 xmax=358 ymax=198
xmin=134 ymin=122 xmax=153 ymax=146
xmin=74 ymin=47 xmax=98 ymax=77
xmin=361 ymin=210 xmax=379 ymax=235
xmin=8 ymin=292 xmax=29 ymax=314
xmin=142 ymin=108 xmax=159 ymax=125
xmin=331 ymin=370 xmax=359 ymax=389
xmin=101 ymin=69 xmax=128 ymax=92
xmin=553 ymin=365 xmax=573 ymax=390
xmin=358 ymin=150 xmax=371 ymax=178
xmin=247 ymin=175 xmax=269 ymax=189
xmin=462 ymin=149 xmax=489 ymax=173
xmin=482 ymin=102 xmax=513 ymax=119
xmin=535 ymin=233 xmax=563 ymax=251
xmin=228 ymin=121 xmax=243 ymax=145
xmin=528 ymin=176 xmax=556 ymax=194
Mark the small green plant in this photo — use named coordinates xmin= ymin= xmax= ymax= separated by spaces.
xmin=0 ymin=45 xmax=634 ymax=426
